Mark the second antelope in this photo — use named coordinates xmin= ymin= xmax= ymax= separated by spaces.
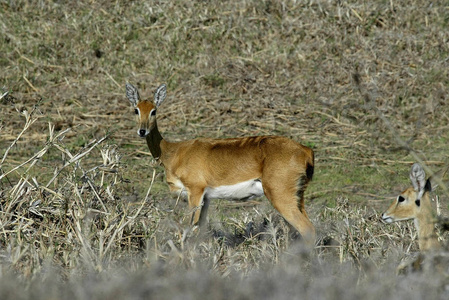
xmin=382 ymin=163 xmax=443 ymax=252
xmin=126 ymin=83 xmax=316 ymax=245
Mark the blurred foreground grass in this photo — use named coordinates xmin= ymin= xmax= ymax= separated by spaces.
xmin=1 ymin=0 xmax=449 ymax=299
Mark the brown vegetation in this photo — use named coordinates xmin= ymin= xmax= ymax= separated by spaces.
xmin=1 ymin=0 xmax=449 ymax=299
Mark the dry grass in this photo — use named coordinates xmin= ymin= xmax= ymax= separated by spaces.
xmin=1 ymin=0 xmax=449 ymax=298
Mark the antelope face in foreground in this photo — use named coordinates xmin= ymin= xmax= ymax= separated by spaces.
xmin=125 ymin=83 xmax=316 ymax=246
xmin=382 ymin=163 xmax=441 ymax=252
xmin=381 ymin=187 xmax=430 ymax=224
xmin=382 ymin=163 xmax=431 ymax=224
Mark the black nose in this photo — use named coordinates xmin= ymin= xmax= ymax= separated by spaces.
xmin=139 ymin=129 xmax=146 ymax=137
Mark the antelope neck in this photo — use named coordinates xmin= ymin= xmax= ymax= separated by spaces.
xmin=415 ymin=203 xmax=440 ymax=251
xmin=145 ymin=123 xmax=163 ymax=159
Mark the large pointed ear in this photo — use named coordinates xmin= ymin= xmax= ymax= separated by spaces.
xmin=410 ymin=163 xmax=426 ymax=191
xmin=154 ymin=84 xmax=167 ymax=107
xmin=126 ymin=83 xmax=140 ymax=106
xmin=427 ymin=165 xmax=449 ymax=192
xmin=410 ymin=163 xmax=426 ymax=200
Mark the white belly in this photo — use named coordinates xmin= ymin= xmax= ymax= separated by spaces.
xmin=204 ymin=179 xmax=264 ymax=200
xmin=169 ymin=178 xmax=188 ymax=196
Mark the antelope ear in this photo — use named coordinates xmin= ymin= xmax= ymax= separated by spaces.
xmin=410 ymin=163 xmax=426 ymax=192
xmin=154 ymin=84 xmax=167 ymax=107
xmin=424 ymin=178 xmax=432 ymax=193
xmin=126 ymin=83 xmax=140 ymax=106
xmin=427 ymin=165 xmax=449 ymax=192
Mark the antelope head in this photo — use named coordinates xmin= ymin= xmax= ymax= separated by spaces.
xmin=126 ymin=83 xmax=167 ymax=138
xmin=382 ymin=163 xmax=432 ymax=224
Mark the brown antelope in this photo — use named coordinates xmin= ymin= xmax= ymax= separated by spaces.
xmin=382 ymin=163 xmax=442 ymax=252
xmin=125 ymin=83 xmax=316 ymax=245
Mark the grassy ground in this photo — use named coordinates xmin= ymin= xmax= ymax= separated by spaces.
xmin=1 ymin=0 xmax=449 ymax=299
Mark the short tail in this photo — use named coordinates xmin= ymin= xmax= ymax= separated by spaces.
xmin=297 ymin=149 xmax=314 ymax=212
xmin=306 ymin=149 xmax=314 ymax=181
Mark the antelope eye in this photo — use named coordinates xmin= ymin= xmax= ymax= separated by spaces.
xmin=398 ymin=195 xmax=405 ymax=202
xmin=134 ymin=109 xmax=138 ymax=115
xmin=150 ymin=110 xmax=156 ymax=116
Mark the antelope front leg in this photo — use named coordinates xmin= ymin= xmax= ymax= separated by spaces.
xmin=187 ymin=188 xmax=207 ymax=227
